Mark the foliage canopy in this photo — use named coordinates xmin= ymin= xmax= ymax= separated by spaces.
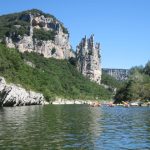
xmin=0 ymin=9 xmax=68 ymax=41
xmin=114 ymin=65 xmax=150 ymax=103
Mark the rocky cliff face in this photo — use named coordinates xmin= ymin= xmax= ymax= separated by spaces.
xmin=76 ymin=35 xmax=101 ymax=84
xmin=2 ymin=9 xmax=75 ymax=59
xmin=102 ymin=68 xmax=129 ymax=80
xmin=0 ymin=77 xmax=45 ymax=107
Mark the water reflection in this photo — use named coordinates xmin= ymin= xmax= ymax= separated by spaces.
xmin=95 ymin=107 xmax=150 ymax=149
xmin=0 ymin=105 xmax=150 ymax=149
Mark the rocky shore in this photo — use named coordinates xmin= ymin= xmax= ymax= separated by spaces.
xmin=0 ymin=77 xmax=45 ymax=107
xmin=0 ymin=76 xmax=106 ymax=107
xmin=51 ymin=98 xmax=93 ymax=105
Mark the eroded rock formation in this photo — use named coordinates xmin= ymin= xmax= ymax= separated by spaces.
xmin=5 ymin=11 xmax=75 ymax=59
xmin=0 ymin=77 xmax=45 ymax=107
xmin=76 ymin=35 xmax=101 ymax=84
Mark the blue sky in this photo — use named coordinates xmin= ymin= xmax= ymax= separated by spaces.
xmin=0 ymin=0 xmax=150 ymax=69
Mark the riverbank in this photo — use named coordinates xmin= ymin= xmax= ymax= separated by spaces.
xmin=122 ymin=101 xmax=150 ymax=107
xmin=48 ymin=98 xmax=113 ymax=105
xmin=0 ymin=77 xmax=45 ymax=107
xmin=0 ymin=75 xmax=112 ymax=107
xmin=51 ymin=99 xmax=93 ymax=105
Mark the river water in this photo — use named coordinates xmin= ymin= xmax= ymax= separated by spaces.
xmin=0 ymin=105 xmax=150 ymax=150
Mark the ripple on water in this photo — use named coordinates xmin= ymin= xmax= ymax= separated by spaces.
xmin=0 ymin=105 xmax=150 ymax=149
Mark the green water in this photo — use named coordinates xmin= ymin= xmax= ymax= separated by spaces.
xmin=0 ymin=105 xmax=150 ymax=150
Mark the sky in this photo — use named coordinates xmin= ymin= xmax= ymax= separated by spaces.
xmin=0 ymin=0 xmax=150 ymax=69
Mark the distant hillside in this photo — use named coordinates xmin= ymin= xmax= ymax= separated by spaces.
xmin=101 ymin=72 xmax=124 ymax=90
xmin=0 ymin=44 xmax=112 ymax=101
xmin=102 ymin=68 xmax=129 ymax=81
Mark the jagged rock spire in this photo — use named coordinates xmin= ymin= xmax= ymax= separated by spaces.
xmin=76 ymin=35 xmax=102 ymax=84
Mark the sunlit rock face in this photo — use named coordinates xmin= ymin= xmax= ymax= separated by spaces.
xmin=76 ymin=35 xmax=102 ymax=84
xmin=0 ymin=77 xmax=45 ymax=107
xmin=5 ymin=10 xmax=75 ymax=59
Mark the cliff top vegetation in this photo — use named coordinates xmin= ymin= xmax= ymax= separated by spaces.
xmin=0 ymin=9 xmax=68 ymax=41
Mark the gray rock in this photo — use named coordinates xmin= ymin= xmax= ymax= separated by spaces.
xmin=24 ymin=60 xmax=35 ymax=68
xmin=0 ymin=77 xmax=45 ymax=107
xmin=76 ymin=35 xmax=102 ymax=84
xmin=102 ymin=68 xmax=129 ymax=81
xmin=5 ymin=14 xmax=75 ymax=60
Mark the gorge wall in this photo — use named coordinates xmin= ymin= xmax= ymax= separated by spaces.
xmin=0 ymin=10 xmax=102 ymax=85
xmin=2 ymin=9 xmax=75 ymax=59
xmin=102 ymin=68 xmax=129 ymax=81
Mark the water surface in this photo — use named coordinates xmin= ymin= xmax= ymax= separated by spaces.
xmin=0 ymin=105 xmax=150 ymax=150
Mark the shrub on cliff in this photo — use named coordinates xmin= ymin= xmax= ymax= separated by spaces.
xmin=0 ymin=9 xmax=68 ymax=41
xmin=0 ymin=13 xmax=30 ymax=39
xmin=33 ymin=29 xmax=56 ymax=41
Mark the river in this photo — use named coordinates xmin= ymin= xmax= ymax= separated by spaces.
xmin=0 ymin=105 xmax=150 ymax=150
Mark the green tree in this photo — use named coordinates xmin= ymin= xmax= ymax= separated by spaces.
xmin=114 ymin=63 xmax=150 ymax=103
xmin=144 ymin=61 xmax=150 ymax=76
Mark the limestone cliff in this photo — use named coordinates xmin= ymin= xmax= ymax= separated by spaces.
xmin=76 ymin=35 xmax=101 ymax=84
xmin=102 ymin=68 xmax=129 ymax=81
xmin=1 ymin=9 xmax=75 ymax=59
xmin=0 ymin=77 xmax=45 ymax=107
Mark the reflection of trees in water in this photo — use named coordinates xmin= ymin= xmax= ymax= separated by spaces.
xmin=42 ymin=105 xmax=103 ymax=149
xmin=0 ymin=105 xmax=104 ymax=149
xmin=2 ymin=106 xmax=150 ymax=149
xmin=97 ymin=107 xmax=150 ymax=149
xmin=0 ymin=106 xmax=44 ymax=149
